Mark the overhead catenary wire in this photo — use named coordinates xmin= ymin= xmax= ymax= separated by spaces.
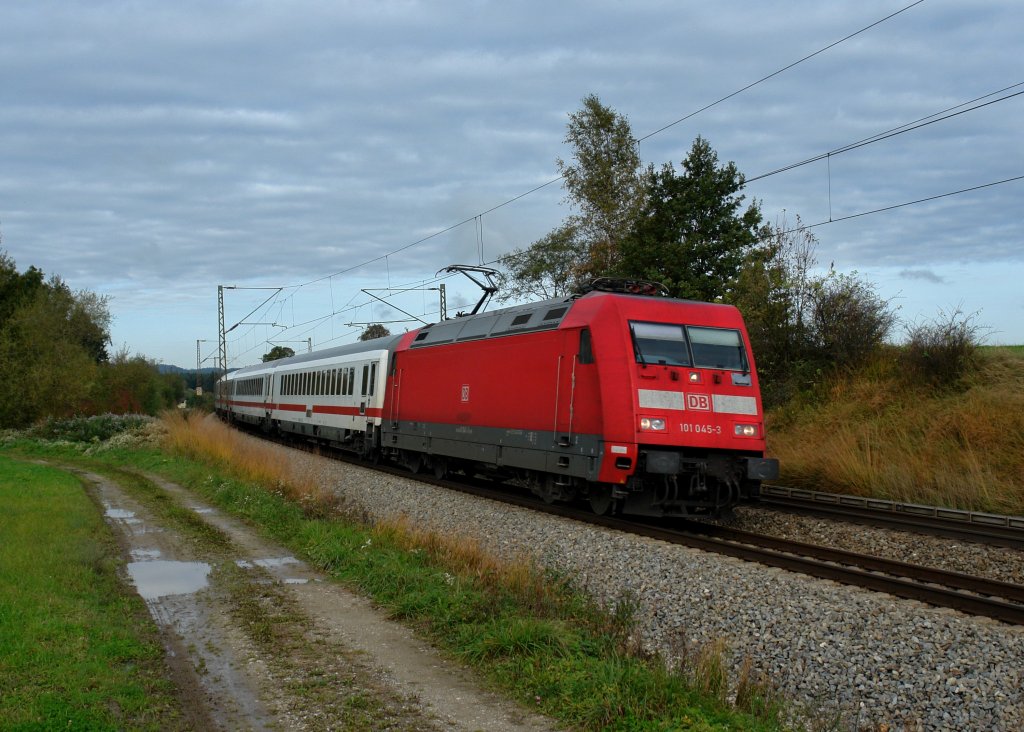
xmin=746 ymin=84 xmax=1024 ymax=183
xmin=635 ymin=0 xmax=926 ymax=143
xmin=792 ymin=174 xmax=1024 ymax=233
xmin=288 ymin=1 xmax=924 ymax=292
xmin=220 ymin=1 xmax=1019 ymax=367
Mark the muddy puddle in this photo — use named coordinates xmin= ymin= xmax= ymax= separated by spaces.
xmin=126 ymin=560 xmax=211 ymax=600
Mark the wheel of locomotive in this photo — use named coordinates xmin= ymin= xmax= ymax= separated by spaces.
xmin=588 ymin=483 xmax=618 ymax=515
xmin=538 ymin=475 xmax=560 ymax=504
xmin=530 ymin=474 xmax=576 ymax=504
xmin=406 ymin=451 xmax=425 ymax=474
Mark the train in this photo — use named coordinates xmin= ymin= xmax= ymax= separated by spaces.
xmin=215 ymin=278 xmax=778 ymax=517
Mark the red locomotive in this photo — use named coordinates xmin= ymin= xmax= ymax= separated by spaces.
xmin=216 ymin=279 xmax=778 ymax=517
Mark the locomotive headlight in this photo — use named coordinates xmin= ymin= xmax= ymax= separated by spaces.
xmin=639 ymin=417 xmax=666 ymax=431
xmin=734 ymin=423 xmax=758 ymax=438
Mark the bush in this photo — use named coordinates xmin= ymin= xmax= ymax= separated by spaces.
xmin=901 ymin=307 xmax=986 ymax=388
xmin=732 ymin=217 xmax=897 ymax=406
xmin=808 ymin=271 xmax=896 ymax=371
xmin=29 ymin=414 xmax=153 ymax=443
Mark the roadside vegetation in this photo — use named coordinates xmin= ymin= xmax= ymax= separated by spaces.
xmin=768 ymin=343 xmax=1024 ymax=515
xmin=0 ymin=455 xmax=186 ymax=730
xmin=2 ymin=414 xmax=787 ymax=731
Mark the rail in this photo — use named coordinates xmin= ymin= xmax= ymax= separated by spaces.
xmin=756 ymin=484 xmax=1024 ymax=550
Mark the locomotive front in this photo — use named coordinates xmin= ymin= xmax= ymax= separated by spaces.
xmin=572 ymin=290 xmax=778 ymax=517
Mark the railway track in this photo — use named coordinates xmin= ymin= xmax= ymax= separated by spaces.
xmin=754 ymin=484 xmax=1024 ymax=550
xmin=254 ymin=430 xmax=1024 ymax=625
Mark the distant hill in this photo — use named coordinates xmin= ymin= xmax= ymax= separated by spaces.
xmin=158 ymin=365 xmax=222 ymax=376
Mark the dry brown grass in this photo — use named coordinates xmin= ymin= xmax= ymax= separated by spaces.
xmin=160 ymin=411 xmax=344 ymax=517
xmin=767 ymin=347 xmax=1024 ymax=514
xmin=373 ymin=514 xmax=562 ymax=611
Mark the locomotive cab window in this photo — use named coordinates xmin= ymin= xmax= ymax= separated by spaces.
xmin=629 ymin=322 xmax=691 ymax=366
xmin=579 ymin=328 xmax=595 ymax=364
xmin=686 ymin=326 xmax=749 ymax=372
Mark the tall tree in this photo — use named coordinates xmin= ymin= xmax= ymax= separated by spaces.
xmin=0 ymin=252 xmax=113 ymax=426
xmin=557 ymin=94 xmax=646 ymax=278
xmin=619 ymin=136 xmax=762 ymax=302
xmin=0 ymin=251 xmax=45 ymax=327
xmin=499 ymin=95 xmax=646 ymax=299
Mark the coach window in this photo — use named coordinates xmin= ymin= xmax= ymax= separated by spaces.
xmin=579 ymin=328 xmax=595 ymax=364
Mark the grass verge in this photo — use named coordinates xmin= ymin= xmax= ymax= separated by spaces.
xmin=3 ymin=415 xmax=786 ymax=731
xmin=0 ymin=455 xmax=185 ymax=730
xmin=768 ymin=347 xmax=1024 ymax=514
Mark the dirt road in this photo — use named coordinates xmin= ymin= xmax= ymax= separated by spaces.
xmin=76 ymin=466 xmax=557 ymax=731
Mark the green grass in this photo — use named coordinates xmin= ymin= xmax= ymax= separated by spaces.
xmin=3 ymin=433 xmax=785 ymax=731
xmin=0 ymin=455 xmax=185 ymax=731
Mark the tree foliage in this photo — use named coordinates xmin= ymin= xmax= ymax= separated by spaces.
xmin=500 ymin=95 xmax=646 ymax=299
xmin=0 ymin=250 xmax=178 ymax=427
xmin=498 ymin=223 xmax=588 ymax=301
xmin=729 ymin=216 xmax=896 ymax=406
xmin=619 ymin=136 xmax=762 ymax=302
xmin=557 ymin=94 xmax=646 ymax=277
xmin=89 ymin=348 xmax=183 ymax=414
xmin=359 ymin=323 xmax=391 ymax=341
xmin=262 ymin=345 xmax=295 ymax=362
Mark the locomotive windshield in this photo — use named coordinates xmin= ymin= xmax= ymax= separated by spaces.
xmin=686 ymin=326 xmax=748 ymax=371
xmin=629 ymin=322 xmax=691 ymax=366
xmin=630 ymin=321 xmax=749 ymax=371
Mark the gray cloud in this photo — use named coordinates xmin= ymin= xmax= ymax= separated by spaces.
xmin=1 ymin=0 xmax=1021 ymax=364
xmin=898 ymin=269 xmax=946 ymax=284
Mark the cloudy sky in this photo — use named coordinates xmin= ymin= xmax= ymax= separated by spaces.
xmin=1 ymin=0 xmax=1021 ymax=369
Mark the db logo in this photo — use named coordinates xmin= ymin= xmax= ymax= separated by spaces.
xmin=686 ymin=393 xmax=711 ymax=411
xmin=461 ymin=384 xmax=470 ymax=402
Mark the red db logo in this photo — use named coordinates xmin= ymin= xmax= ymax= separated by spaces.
xmin=686 ymin=393 xmax=711 ymax=411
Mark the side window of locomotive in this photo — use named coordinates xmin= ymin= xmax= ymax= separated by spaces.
xmin=629 ymin=322 xmax=691 ymax=366
xmin=686 ymin=326 xmax=749 ymax=371
xmin=579 ymin=328 xmax=595 ymax=365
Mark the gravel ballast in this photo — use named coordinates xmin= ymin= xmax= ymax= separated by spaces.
xmin=266 ymin=439 xmax=1024 ymax=731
